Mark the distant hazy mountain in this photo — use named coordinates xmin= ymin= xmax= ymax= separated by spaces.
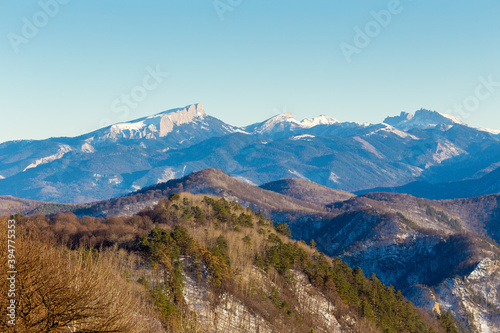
xmin=384 ymin=109 xmax=464 ymax=131
xmin=358 ymin=166 xmax=500 ymax=200
xmin=1 ymin=104 xmax=499 ymax=203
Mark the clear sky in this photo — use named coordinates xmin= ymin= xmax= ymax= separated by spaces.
xmin=1 ymin=0 xmax=499 ymax=143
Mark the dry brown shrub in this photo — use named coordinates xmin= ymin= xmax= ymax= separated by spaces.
xmin=0 ymin=218 xmax=163 ymax=333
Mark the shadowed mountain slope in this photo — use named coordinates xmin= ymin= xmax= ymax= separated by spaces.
xmin=260 ymin=178 xmax=355 ymax=205
xmin=357 ymin=167 xmax=500 ymax=200
xmin=0 ymin=196 xmax=85 ymax=217
xmin=75 ymin=168 xmax=326 ymax=217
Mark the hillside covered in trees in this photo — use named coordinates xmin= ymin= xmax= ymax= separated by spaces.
xmin=0 ymin=193 xmax=458 ymax=332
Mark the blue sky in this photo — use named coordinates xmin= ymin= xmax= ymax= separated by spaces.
xmin=1 ymin=0 xmax=499 ymax=143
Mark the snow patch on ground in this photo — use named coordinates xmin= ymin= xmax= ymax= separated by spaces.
xmin=406 ymin=165 xmax=424 ymax=177
xmin=23 ymin=144 xmax=72 ymax=172
xmin=415 ymin=259 xmax=500 ymax=332
xmin=81 ymin=142 xmax=96 ymax=153
xmin=232 ymin=175 xmax=257 ymax=185
xmin=291 ymin=134 xmax=316 ymax=141
xmin=108 ymin=176 xmax=121 ymax=185
xmin=157 ymin=167 xmax=178 ymax=183
xmin=369 ymin=124 xmax=421 ymax=139
xmin=110 ymin=121 xmax=146 ymax=132
xmin=431 ymin=140 xmax=467 ymax=165
xmin=438 ymin=112 xmax=465 ymax=124
xmin=329 ymin=171 xmax=341 ymax=184
xmin=288 ymin=169 xmax=308 ymax=180
xmin=223 ymin=124 xmax=250 ymax=134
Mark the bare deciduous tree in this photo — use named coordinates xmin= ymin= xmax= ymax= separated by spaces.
xmin=0 ymin=221 xmax=162 ymax=333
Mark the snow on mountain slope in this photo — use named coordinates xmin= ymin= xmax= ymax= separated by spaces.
xmin=101 ymin=103 xmax=207 ymax=141
xmin=81 ymin=142 xmax=96 ymax=153
xmin=479 ymin=127 xmax=500 ymax=135
xmin=245 ymin=113 xmax=338 ymax=135
xmin=384 ymin=109 xmax=500 ymax=135
xmin=244 ymin=113 xmax=300 ymax=134
xmin=431 ymin=139 xmax=467 ymax=165
xmin=365 ymin=123 xmax=421 ymax=139
xmin=299 ymin=114 xmax=338 ymax=128
xmin=384 ymin=109 xmax=464 ymax=131
xmin=412 ymin=258 xmax=500 ymax=333
xmin=290 ymin=134 xmax=316 ymax=141
xmin=23 ymin=144 xmax=72 ymax=172
xmin=1 ymin=104 xmax=500 ymax=203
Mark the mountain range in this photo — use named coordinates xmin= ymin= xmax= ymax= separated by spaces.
xmin=41 ymin=168 xmax=498 ymax=331
xmin=4 ymin=103 xmax=500 ymax=331
xmin=357 ymin=165 xmax=500 ymax=199
xmin=1 ymin=104 xmax=500 ymax=203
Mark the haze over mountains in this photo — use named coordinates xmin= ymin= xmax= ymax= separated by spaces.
xmin=357 ymin=166 xmax=500 ymax=199
xmin=1 ymin=103 xmax=500 ymax=203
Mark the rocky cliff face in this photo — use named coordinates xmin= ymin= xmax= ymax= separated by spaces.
xmin=409 ymin=258 xmax=500 ymax=333
xmin=100 ymin=103 xmax=207 ymax=141
xmin=286 ymin=196 xmax=500 ymax=332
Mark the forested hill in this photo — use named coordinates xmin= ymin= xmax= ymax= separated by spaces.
xmin=0 ymin=193 xmax=457 ymax=332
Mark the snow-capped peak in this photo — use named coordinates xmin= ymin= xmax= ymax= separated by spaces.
xmin=384 ymin=109 xmax=464 ymax=131
xmin=299 ymin=115 xmax=338 ymax=128
xmin=152 ymin=103 xmax=205 ymax=119
xmin=102 ymin=104 xmax=206 ymax=141
xmin=245 ymin=113 xmax=300 ymax=134
xmin=438 ymin=112 xmax=464 ymax=125
xmin=267 ymin=112 xmax=297 ymax=124
xmin=246 ymin=113 xmax=339 ymax=135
